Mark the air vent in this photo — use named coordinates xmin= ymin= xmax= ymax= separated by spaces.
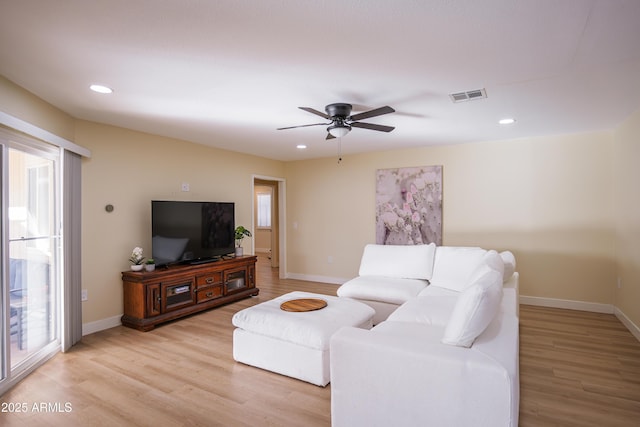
xmin=449 ymin=88 xmax=487 ymax=103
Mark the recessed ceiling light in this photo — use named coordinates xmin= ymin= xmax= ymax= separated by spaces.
xmin=296 ymin=144 xmax=307 ymax=149
xmin=498 ymin=118 xmax=516 ymax=125
xmin=90 ymin=84 xmax=113 ymax=94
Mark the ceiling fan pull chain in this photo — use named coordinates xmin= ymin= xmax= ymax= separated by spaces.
xmin=337 ymin=136 xmax=342 ymax=164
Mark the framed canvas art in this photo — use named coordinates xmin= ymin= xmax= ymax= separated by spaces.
xmin=376 ymin=166 xmax=442 ymax=245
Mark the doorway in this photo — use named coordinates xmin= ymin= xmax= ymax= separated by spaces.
xmin=253 ymin=177 xmax=284 ymax=276
xmin=1 ymin=138 xmax=60 ymax=389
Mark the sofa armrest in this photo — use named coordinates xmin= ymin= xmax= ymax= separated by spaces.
xmin=330 ymin=321 xmax=519 ymax=427
xmin=503 ymin=271 xmax=520 ymax=317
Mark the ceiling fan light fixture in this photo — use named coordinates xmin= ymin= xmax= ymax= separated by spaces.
xmin=328 ymin=124 xmax=351 ymax=138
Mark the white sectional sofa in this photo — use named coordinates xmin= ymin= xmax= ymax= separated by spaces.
xmin=332 ymin=244 xmax=519 ymax=427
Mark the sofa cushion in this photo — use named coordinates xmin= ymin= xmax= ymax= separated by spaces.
xmin=500 ymin=251 xmax=516 ymax=282
xmin=430 ymin=246 xmax=487 ymax=291
xmin=441 ymin=268 xmax=503 ymax=348
xmin=358 ymin=243 xmax=436 ymax=280
xmin=232 ymin=291 xmax=374 ymax=350
xmin=417 ymin=285 xmax=460 ymax=298
xmin=387 ymin=295 xmax=458 ymax=326
xmin=371 ymin=319 xmax=446 ymax=341
xmin=468 ymin=250 xmax=505 ymax=285
xmin=484 ymin=249 xmax=505 ymax=274
xmin=337 ymin=276 xmax=428 ymax=305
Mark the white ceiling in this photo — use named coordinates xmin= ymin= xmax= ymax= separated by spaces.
xmin=1 ymin=0 xmax=639 ymax=161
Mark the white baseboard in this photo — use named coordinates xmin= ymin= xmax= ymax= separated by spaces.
xmin=519 ymin=295 xmax=614 ymax=314
xmin=614 ymin=307 xmax=640 ymax=342
xmin=82 ymin=315 xmax=122 ymax=336
xmin=285 ymin=272 xmax=346 ymax=286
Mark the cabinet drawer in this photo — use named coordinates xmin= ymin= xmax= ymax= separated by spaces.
xmin=197 ymin=285 xmax=223 ymax=303
xmin=196 ymin=272 xmax=223 ymax=288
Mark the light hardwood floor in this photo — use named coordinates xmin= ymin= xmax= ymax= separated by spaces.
xmin=1 ymin=254 xmax=639 ymax=426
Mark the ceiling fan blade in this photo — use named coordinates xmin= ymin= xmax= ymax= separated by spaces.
xmin=299 ymin=107 xmax=331 ymax=120
xmin=277 ymin=123 xmax=328 ymax=130
xmin=349 ymin=106 xmax=395 ymax=121
xmin=326 ymin=133 xmax=335 ymax=140
xmin=351 ymin=122 xmax=395 ymax=132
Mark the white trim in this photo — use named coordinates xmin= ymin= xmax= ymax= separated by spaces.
xmin=614 ymin=307 xmax=640 ymax=342
xmin=0 ymin=344 xmax=59 ymax=395
xmin=82 ymin=315 xmax=122 ymax=336
xmin=284 ymin=272 xmax=346 ymax=286
xmin=519 ymin=295 xmax=614 ymax=314
xmin=0 ymin=111 xmax=91 ymax=157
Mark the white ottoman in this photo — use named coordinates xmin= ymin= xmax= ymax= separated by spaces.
xmin=232 ymin=291 xmax=375 ymax=386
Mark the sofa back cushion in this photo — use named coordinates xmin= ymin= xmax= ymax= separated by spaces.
xmin=441 ymin=268 xmax=503 ymax=348
xmin=430 ymin=246 xmax=487 ymax=291
xmin=469 ymin=250 xmax=505 ymax=283
xmin=500 ymin=251 xmax=516 ymax=283
xmin=358 ymin=243 xmax=436 ymax=280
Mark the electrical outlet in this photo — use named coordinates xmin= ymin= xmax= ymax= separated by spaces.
xmin=81 ymin=289 xmax=88 ymax=301
xmin=327 ymin=255 xmax=334 ymax=264
xmin=617 ymin=277 xmax=622 ymax=289
xmin=181 ymin=182 xmax=190 ymax=192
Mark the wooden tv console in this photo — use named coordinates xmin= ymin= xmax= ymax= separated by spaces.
xmin=121 ymin=255 xmax=258 ymax=331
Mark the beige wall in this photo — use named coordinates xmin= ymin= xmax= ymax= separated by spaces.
xmin=0 ymin=75 xmax=75 ymax=141
xmin=1 ymin=74 xmax=637 ymax=331
xmin=285 ymin=132 xmax=616 ymax=305
xmin=76 ymin=120 xmax=285 ymax=323
xmin=613 ymin=108 xmax=640 ymax=329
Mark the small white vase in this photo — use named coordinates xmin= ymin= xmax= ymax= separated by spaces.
xmin=235 ymin=247 xmax=243 ymax=257
xmin=130 ymin=264 xmax=143 ymax=272
xmin=144 ymin=264 xmax=156 ymax=272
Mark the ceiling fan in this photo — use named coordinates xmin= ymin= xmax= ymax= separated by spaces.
xmin=277 ymin=103 xmax=395 ymax=139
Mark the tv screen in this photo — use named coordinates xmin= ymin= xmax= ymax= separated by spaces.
xmin=151 ymin=200 xmax=235 ymax=266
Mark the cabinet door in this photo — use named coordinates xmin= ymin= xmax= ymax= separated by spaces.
xmin=161 ymin=278 xmax=196 ymax=312
xmin=146 ymin=283 xmax=161 ymax=317
xmin=224 ymin=267 xmax=247 ymax=294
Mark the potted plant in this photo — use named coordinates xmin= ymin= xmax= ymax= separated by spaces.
xmin=234 ymin=226 xmax=252 ymax=257
xmin=145 ymin=258 xmax=156 ymax=272
xmin=129 ymin=246 xmax=145 ymax=271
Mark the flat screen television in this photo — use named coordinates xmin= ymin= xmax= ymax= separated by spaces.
xmin=151 ymin=200 xmax=235 ymax=266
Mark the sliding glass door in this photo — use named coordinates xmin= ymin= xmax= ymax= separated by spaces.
xmin=1 ymin=135 xmax=60 ymax=385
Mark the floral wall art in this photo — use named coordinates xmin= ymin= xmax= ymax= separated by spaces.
xmin=376 ymin=166 xmax=443 ymax=246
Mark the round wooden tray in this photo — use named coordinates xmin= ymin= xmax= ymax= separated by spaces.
xmin=280 ymin=298 xmax=328 ymax=312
